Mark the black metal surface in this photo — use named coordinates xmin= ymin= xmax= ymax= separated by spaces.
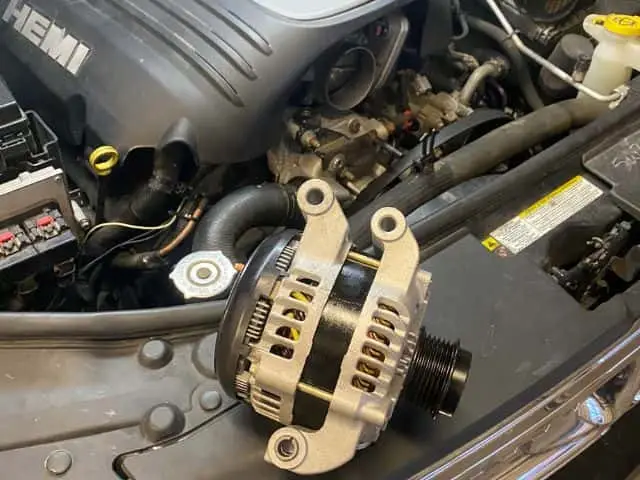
xmin=294 ymin=259 xmax=376 ymax=430
xmin=402 ymin=328 xmax=471 ymax=417
xmin=302 ymin=260 xmax=376 ymax=393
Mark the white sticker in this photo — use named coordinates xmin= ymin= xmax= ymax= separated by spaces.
xmin=486 ymin=176 xmax=603 ymax=255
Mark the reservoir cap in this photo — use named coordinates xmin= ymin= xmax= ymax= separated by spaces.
xmin=593 ymin=14 xmax=640 ymax=36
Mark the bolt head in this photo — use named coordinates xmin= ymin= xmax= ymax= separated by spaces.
xmin=348 ymin=119 xmax=361 ymax=134
xmin=329 ymin=155 xmax=345 ymax=172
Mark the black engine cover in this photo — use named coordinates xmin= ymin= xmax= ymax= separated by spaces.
xmin=0 ymin=0 xmax=403 ymax=163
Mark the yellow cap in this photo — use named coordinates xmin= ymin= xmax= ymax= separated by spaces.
xmin=88 ymin=145 xmax=120 ymax=177
xmin=593 ymin=14 xmax=640 ymax=37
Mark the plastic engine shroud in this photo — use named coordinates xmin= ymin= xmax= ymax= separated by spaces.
xmin=0 ymin=0 xmax=408 ymax=164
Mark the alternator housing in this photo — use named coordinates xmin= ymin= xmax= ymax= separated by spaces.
xmin=216 ymin=179 xmax=471 ymax=475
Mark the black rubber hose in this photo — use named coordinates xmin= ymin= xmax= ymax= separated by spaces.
xmin=413 ymin=91 xmax=640 ymax=250
xmin=467 ymin=16 xmax=545 ymax=111
xmin=349 ymin=98 xmax=606 ymax=249
xmin=0 ymin=301 xmax=226 ymax=340
xmin=128 ymin=120 xmax=196 ymax=223
xmin=86 ymin=119 xmax=198 ymax=255
xmin=192 ymin=184 xmax=301 ymax=263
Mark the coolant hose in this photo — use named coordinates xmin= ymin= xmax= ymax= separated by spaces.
xmin=467 ymin=16 xmax=545 ymax=111
xmin=192 ymin=184 xmax=301 ymax=263
xmin=459 ymin=59 xmax=507 ymax=106
xmin=0 ymin=301 xmax=226 ymax=340
xmin=349 ymin=98 xmax=606 ymax=249
xmin=86 ymin=119 xmax=198 ymax=256
xmin=412 ymin=90 xmax=639 ymax=250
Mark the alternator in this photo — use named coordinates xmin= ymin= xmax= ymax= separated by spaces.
xmin=215 ymin=179 xmax=471 ymax=475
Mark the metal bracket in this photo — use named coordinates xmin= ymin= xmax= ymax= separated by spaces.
xmin=265 ymin=206 xmax=430 ymax=474
xmin=254 ymin=180 xmax=351 ymax=426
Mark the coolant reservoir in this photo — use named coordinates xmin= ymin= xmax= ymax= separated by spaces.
xmin=581 ymin=14 xmax=640 ymax=97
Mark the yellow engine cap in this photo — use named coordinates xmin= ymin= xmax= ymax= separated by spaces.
xmin=593 ymin=14 xmax=640 ymax=37
xmin=88 ymin=145 xmax=120 ymax=176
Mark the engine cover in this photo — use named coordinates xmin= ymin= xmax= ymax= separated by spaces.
xmin=0 ymin=0 xmax=403 ymax=164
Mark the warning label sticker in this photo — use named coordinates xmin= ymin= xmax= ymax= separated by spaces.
xmin=482 ymin=176 xmax=603 ymax=255
xmin=482 ymin=237 xmax=501 ymax=252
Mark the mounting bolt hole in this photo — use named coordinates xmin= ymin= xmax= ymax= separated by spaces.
xmin=276 ymin=436 xmax=299 ymax=460
xmin=306 ymin=188 xmax=325 ymax=206
xmin=379 ymin=216 xmax=397 ymax=233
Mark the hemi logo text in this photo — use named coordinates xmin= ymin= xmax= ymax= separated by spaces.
xmin=2 ymin=0 xmax=90 ymax=75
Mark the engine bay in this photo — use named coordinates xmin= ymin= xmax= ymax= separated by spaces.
xmin=1 ymin=0 xmax=640 ymax=477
